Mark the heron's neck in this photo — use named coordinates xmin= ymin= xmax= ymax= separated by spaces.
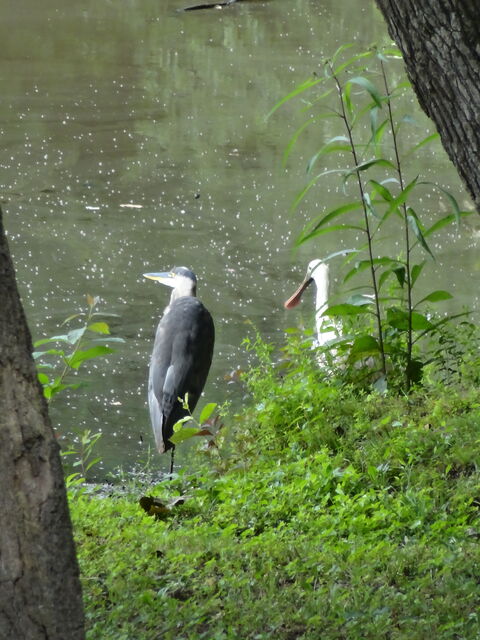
xmin=170 ymin=280 xmax=197 ymax=302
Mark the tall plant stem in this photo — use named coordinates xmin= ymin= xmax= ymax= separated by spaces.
xmin=333 ymin=72 xmax=387 ymax=378
xmin=380 ymin=60 xmax=413 ymax=390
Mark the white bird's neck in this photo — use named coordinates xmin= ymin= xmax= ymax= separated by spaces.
xmin=311 ymin=264 xmax=331 ymax=345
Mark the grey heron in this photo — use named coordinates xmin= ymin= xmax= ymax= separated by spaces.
xmin=284 ymin=259 xmax=336 ymax=347
xmin=144 ymin=266 xmax=215 ymax=472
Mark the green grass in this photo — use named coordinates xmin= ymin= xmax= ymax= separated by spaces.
xmin=71 ymin=335 xmax=480 ymax=639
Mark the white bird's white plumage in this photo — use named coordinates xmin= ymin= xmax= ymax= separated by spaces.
xmin=284 ymin=259 xmax=337 ymax=348
xmin=306 ymin=259 xmax=336 ymax=347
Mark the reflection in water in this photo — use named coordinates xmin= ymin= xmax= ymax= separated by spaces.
xmin=1 ymin=0 xmax=476 ymax=474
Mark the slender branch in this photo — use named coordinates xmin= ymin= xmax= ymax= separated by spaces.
xmin=380 ymin=60 xmax=413 ymax=390
xmin=333 ymin=70 xmax=387 ymax=378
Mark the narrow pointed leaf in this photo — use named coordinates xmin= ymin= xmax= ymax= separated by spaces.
xmin=332 ymin=50 xmax=373 ymax=75
xmin=385 ymin=176 xmax=419 ymax=216
xmin=416 ymin=290 xmax=453 ymax=306
xmin=291 ymin=169 xmax=347 ymax=211
xmin=348 ymin=76 xmax=383 ymax=108
xmin=405 ymin=132 xmax=440 ymax=157
xmin=34 ymin=335 xmax=69 ymax=347
xmin=411 ymin=262 xmax=426 ymax=287
xmin=296 ymin=224 xmax=364 ymax=247
xmin=266 ymin=76 xmax=323 ymax=120
xmin=307 ymin=144 xmax=351 ymax=174
xmin=283 ymin=114 xmax=336 ymax=166
xmin=407 ymin=208 xmax=435 ymax=259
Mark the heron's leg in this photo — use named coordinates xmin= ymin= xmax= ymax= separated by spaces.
xmin=169 ymin=446 xmax=175 ymax=475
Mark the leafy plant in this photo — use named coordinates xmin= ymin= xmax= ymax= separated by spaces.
xmin=271 ymin=45 xmax=473 ymax=392
xmin=33 ymin=294 xmax=123 ymax=402
xmin=63 ymin=428 xmax=103 ymax=485
xmin=34 ymin=295 xmax=122 ymax=481
xmin=169 ymin=395 xmax=218 ymax=446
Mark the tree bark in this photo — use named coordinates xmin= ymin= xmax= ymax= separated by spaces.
xmin=0 ymin=205 xmax=85 ymax=639
xmin=375 ymin=0 xmax=480 ymax=211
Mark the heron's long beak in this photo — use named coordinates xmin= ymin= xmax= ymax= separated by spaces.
xmin=143 ymin=272 xmax=177 ymax=288
xmin=284 ymin=277 xmax=313 ymax=309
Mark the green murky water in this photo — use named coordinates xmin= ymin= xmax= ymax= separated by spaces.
xmin=2 ymin=0 xmax=477 ymax=474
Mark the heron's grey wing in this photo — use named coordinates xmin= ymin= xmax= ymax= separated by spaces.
xmin=148 ymin=297 xmax=214 ymax=453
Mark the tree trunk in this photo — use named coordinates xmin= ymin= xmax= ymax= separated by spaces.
xmin=375 ymin=0 xmax=480 ymax=211
xmin=0 ymin=205 xmax=85 ymax=639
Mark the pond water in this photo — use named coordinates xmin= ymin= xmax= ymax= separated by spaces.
xmin=2 ymin=0 xmax=478 ymax=476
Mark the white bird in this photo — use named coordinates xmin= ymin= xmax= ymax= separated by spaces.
xmin=284 ymin=259 xmax=337 ymax=347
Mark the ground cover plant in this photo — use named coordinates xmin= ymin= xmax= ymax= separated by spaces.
xmin=70 ymin=327 xmax=480 ymax=639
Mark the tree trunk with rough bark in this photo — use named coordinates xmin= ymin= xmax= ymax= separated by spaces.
xmin=375 ymin=0 xmax=480 ymax=211
xmin=0 ymin=205 xmax=85 ymax=640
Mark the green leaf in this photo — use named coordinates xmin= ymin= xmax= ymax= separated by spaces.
xmin=88 ymin=322 xmax=110 ymax=335
xmin=169 ymin=427 xmax=204 ymax=446
xmin=378 ymin=269 xmax=393 ymax=291
xmin=406 ymin=359 xmax=424 ymax=384
xmin=307 ymin=137 xmax=351 ymax=174
xmin=324 ymin=304 xmax=372 ymax=317
xmin=173 ymin=417 xmax=193 ymax=432
xmin=346 ymin=158 xmax=396 ymax=180
xmin=33 ymin=335 xmax=69 ymax=347
xmin=385 ymin=176 xmax=419 ymax=216
xmin=347 ymin=294 xmax=374 ymax=306
xmin=405 ymin=132 xmax=440 ymax=157
xmin=282 ymin=112 xmax=336 ymax=166
xmin=387 ymin=308 xmax=433 ymax=331
xmin=424 ymin=210 xmax=473 ymax=237
xmin=411 ymin=262 xmax=426 ymax=287
xmin=332 ymin=50 xmax=373 ymax=75
xmin=66 ymin=346 xmax=114 ymax=370
xmin=60 ymin=312 xmax=84 ymax=326
xmin=344 ymin=257 xmax=399 ymax=283
xmin=296 ymin=224 xmax=364 ymax=247
xmin=416 ymin=290 xmax=453 ymax=306
xmin=344 ymin=80 xmax=353 ymax=116
xmin=407 ymin=208 xmax=435 ymax=260
xmin=300 ymin=202 xmax=364 ymax=239
xmin=329 ymin=43 xmax=354 ymax=66
xmin=290 ymin=170 xmax=348 ymax=211
xmin=199 ymin=403 xmax=217 ymax=424
xmin=66 ymin=327 xmax=87 ymax=345
xmin=37 ymin=372 xmax=50 ymax=385
xmin=266 ymin=76 xmax=324 ymax=120
xmin=368 ymin=180 xmax=393 ymax=202
xmin=348 ymin=335 xmax=380 ymax=362
xmin=33 ymin=348 xmax=65 ymax=359
xmin=347 ymin=76 xmax=383 ymax=108
xmin=393 ymin=267 xmax=406 ymax=288
xmin=410 ymin=313 xmax=434 ymax=331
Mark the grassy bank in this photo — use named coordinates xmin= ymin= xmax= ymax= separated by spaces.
xmin=70 ymin=334 xmax=480 ymax=639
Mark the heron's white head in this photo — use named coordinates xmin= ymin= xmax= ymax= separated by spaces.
xmin=144 ymin=266 xmax=197 ymax=301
